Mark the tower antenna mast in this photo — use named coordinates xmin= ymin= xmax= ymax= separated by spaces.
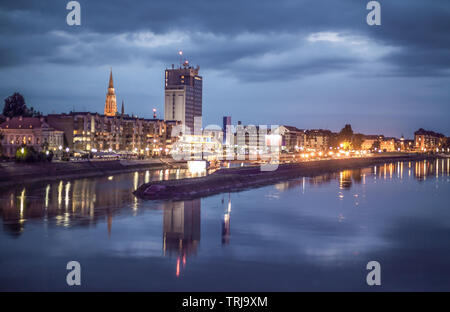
xmin=178 ymin=50 xmax=183 ymax=67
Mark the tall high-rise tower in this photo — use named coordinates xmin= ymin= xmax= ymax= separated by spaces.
xmin=104 ymin=69 xmax=117 ymax=116
xmin=223 ymin=116 xmax=232 ymax=144
xmin=164 ymin=59 xmax=202 ymax=132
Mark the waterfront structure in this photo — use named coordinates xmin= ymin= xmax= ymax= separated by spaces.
xmin=203 ymin=127 xmax=224 ymax=145
xmin=275 ymin=125 xmax=305 ymax=152
xmin=361 ymin=135 xmax=381 ymax=150
xmin=304 ymin=129 xmax=333 ymax=151
xmin=380 ymin=137 xmax=396 ymax=152
xmin=164 ymin=62 xmax=202 ymax=132
xmin=398 ymin=136 xmax=414 ymax=152
xmin=0 ymin=116 xmax=64 ymax=157
xmin=171 ymin=133 xmax=222 ymax=161
xmin=235 ymin=124 xmax=268 ymax=157
xmin=46 ymin=112 xmax=180 ymax=156
xmin=414 ymin=128 xmax=445 ymax=152
xmin=104 ymin=69 xmax=118 ymax=117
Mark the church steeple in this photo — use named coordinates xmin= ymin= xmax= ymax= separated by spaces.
xmin=104 ymin=68 xmax=118 ymax=116
xmin=109 ymin=69 xmax=114 ymax=89
xmin=121 ymin=100 xmax=124 ymax=116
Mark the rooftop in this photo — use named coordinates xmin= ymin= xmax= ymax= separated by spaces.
xmin=0 ymin=116 xmax=49 ymax=130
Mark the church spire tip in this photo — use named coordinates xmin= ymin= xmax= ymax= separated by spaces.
xmin=109 ymin=68 xmax=114 ymax=89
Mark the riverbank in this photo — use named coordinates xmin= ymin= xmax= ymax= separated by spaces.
xmin=0 ymin=159 xmax=186 ymax=187
xmin=134 ymin=154 xmax=436 ymax=200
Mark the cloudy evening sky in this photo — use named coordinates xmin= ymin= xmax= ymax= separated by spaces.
xmin=0 ymin=0 xmax=449 ymax=137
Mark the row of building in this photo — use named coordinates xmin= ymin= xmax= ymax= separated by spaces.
xmin=0 ymin=69 xmax=182 ymax=158
xmin=1 ymin=60 xmax=449 ymax=159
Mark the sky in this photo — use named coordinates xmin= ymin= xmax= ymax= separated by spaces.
xmin=0 ymin=0 xmax=449 ymax=138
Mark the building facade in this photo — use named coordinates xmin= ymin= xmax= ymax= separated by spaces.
xmin=361 ymin=135 xmax=381 ymax=150
xmin=414 ymin=128 xmax=446 ymax=152
xmin=0 ymin=116 xmax=64 ymax=157
xmin=223 ymin=116 xmax=232 ymax=145
xmin=46 ymin=112 xmax=180 ymax=156
xmin=305 ymin=129 xmax=333 ymax=151
xmin=275 ymin=126 xmax=305 ymax=152
xmin=164 ymin=63 xmax=202 ymax=132
xmin=380 ymin=137 xmax=396 ymax=152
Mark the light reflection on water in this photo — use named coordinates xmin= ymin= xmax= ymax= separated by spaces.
xmin=0 ymin=159 xmax=450 ymax=291
xmin=0 ymin=168 xmax=203 ymax=232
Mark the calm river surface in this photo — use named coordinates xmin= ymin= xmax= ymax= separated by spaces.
xmin=1 ymin=159 xmax=450 ymax=291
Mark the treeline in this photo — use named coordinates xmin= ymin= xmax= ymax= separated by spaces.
xmin=15 ymin=145 xmax=54 ymax=163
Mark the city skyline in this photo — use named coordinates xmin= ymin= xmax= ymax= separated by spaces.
xmin=2 ymin=1 xmax=450 ymax=295
xmin=1 ymin=1 xmax=449 ymax=138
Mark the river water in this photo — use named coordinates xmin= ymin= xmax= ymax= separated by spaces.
xmin=1 ymin=159 xmax=450 ymax=291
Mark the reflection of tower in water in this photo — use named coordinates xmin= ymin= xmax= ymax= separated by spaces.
xmin=162 ymin=199 xmax=201 ymax=277
xmin=221 ymin=194 xmax=231 ymax=245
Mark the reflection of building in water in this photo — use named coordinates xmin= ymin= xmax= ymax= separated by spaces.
xmin=275 ymin=179 xmax=305 ymax=191
xmin=309 ymin=174 xmax=334 ymax=186
xmin=372 ymin=159 xmax=449 ymax=181
xmin=0 ymin=174 xmax=141 ymax=236
xmin=339 ymin=170 xmax=352 ymax=189
xmin=351 ymin=169 xmax=363 ymax=184
xmin=0 ymin=169 xmax=197 ymax=237
xmin=222 ymin=195 xmax=231 ymax=245
xmin=163 ymin=199 xmax=201 ymax=257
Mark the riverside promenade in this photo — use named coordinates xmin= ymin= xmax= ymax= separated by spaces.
xmin=0 ymin=158 xmax=186 ymax=187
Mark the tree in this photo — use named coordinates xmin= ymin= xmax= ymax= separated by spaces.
xmin=15 ymin=145 xmax=38 ymax=162
xmin=2 ymin=92 xmax=41 ymax=118
xmin=339 ymin=124 xmax=353 ymax=141
xmin=371 ymin=140 xmax=380 ymax=151
xmin=337 ymin=124 xmax=353 ymax=149
xmin=351 ymin=133 xmax=364 ymax=150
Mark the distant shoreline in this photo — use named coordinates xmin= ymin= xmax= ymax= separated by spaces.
xmin=0 ymin=154 xmax=439 ymax=190
xmin=134 ymin=154 xmax=437 ymax=201
xmin=0 ymin=159 xmax=186 ymax=188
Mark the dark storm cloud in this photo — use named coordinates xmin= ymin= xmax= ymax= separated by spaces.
xmin=1 ymin=0 xmax=450 ymax=136
xmin=367 ymin=1 xmax=450 ymax=77
xmin=1 ymin=0 xmax=449 ymax=79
